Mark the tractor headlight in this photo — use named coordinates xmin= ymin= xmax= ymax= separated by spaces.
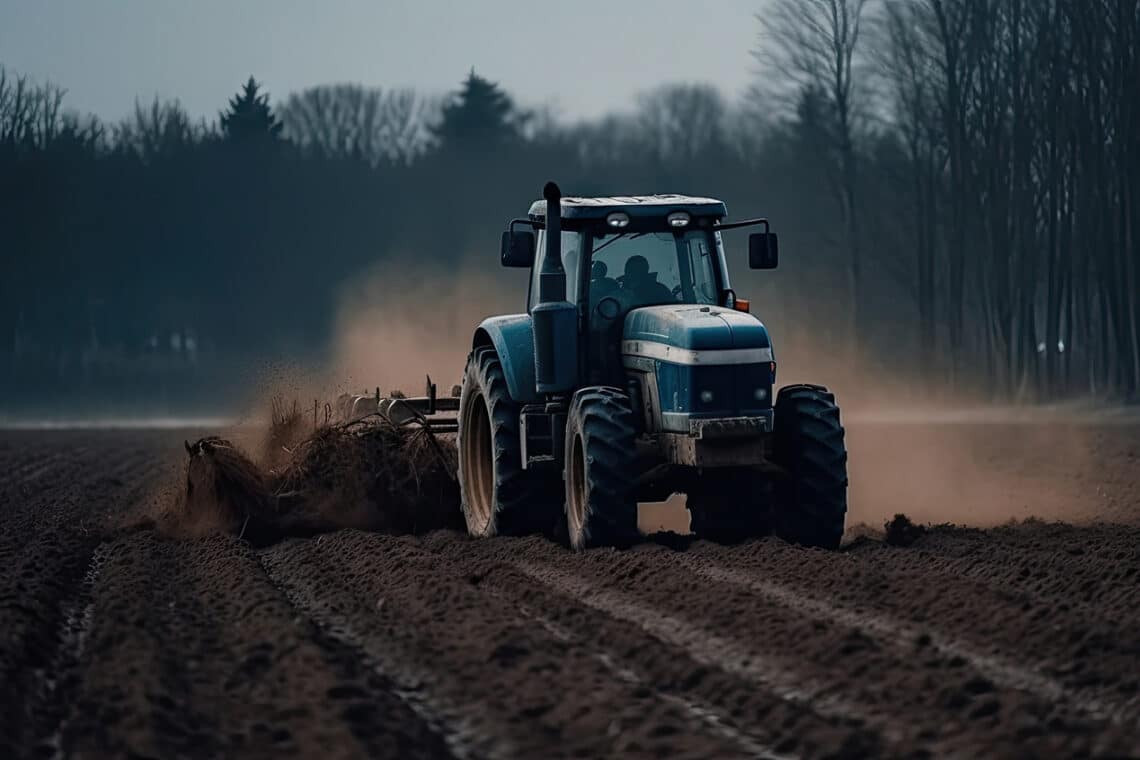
xmin=667 ymin=211 xmax=691 ymax=227
xmin=606 ymin=212 xmax=630 ymax=228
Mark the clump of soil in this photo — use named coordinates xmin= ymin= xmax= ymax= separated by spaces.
xmin=884 ymin=513 xmax=927 ymax=547
xmin=169 ymin=413 xmax=463 ymax=546
xmin=180 ymin=437 xmax=274 ymax=540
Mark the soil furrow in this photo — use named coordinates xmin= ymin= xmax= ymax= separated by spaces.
xmin=261 ymin=531 xmax=759 ymax=758
xmin=0 ymin=451 xmax=126 ymax=758
xmin=24 ymin=541 xmax=107 ymax=758
xmin=506 ymin=597 xmax=797 ymax=760
xmin=841 ymin=531 xmax=1140 ymax=632
xmin=261 ymin=536 xmax=532 ymax=760
xmin=255 ymin=546 xmax=470 ymax=760
xmin=502 ymin=540 xmax=1138 ymax=756
xmin=674 ymin=553 xmax=1115 ymax=716
xmin=61 ymin=530 xmax=454 ymax=759
xmin=413 ymin=535 xmax=889 ymax=758
xmin=508 ymin=558 xmax=899 ymax=731
xmin=897 ymin=525 xmax=1140 ymax=621
xmin=60 ymin=534 xmax=227 ymax=758
xmin=690 ymin=536 xmax=1140 ymax=729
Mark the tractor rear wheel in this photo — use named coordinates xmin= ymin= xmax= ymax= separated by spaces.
xmin=687 ymin=470 xmax=770 ymax=543
xmin=564 ymin=387 xmax=639 ymax=550
xmin=457 ymin=347 xmax=557 ymax=538
xmin=772 ymin=384 xmax=848 ymax=550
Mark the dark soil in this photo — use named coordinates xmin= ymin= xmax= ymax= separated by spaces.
xmin=1 ymin=424 xmax=1139 ymax=758
xmin=884 ymin=513 xmax=927 ymax=546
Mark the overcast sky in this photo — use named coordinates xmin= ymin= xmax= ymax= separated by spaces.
xmin=0 ymin=0 xmax=761 ymax=124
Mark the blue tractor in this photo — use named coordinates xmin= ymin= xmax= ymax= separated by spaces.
xmin=457 ymin=182 xmax=847 ymax=550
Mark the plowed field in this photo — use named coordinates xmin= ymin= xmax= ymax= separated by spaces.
xmin=2 ymin=422 xmax=1138 ymax=758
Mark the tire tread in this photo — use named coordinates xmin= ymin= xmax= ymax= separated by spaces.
xmin=565 ymin=387 xmax=639 ymax=549
xmin=773 ymin=384 xmax=848 ymax=549
xmin=458 ymin=347 xmax=558 ymax=537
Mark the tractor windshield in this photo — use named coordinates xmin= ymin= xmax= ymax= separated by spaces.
xmin=587 ymin=229 xmax=719 ymax=316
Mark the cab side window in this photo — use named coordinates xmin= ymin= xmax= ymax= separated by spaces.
xmin=528 ymin=230 xmax=582 ymax=311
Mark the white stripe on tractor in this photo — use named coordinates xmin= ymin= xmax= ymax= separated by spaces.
xmin=621 ymin=340 xmax=773 ymax=366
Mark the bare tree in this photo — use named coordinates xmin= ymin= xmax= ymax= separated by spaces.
xmin=754 ymin=0 xmax=874 ymax=355
xmin=878 ymin=0 xmax=942 ymax=382
xmin=635 ymin=83 xmax=727 ymax=162
xmin=278 ymin=84 xmax=435 ymax=165
xmin=0 ymin=66 xmax=67 ymax=150
xmin=565 ymin=112 xmax=651 ymax=166
xmin=869 ymin=0 xmax=1140 ymax=399
xmin=113 ymin=98 xmax=199 ymax=160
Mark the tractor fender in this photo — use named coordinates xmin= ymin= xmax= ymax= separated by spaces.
xmin=472 ymin=314 xmax=539 ymax=404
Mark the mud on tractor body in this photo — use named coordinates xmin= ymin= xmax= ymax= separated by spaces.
xmin=356 ymin=182 xmax=848 ymax=549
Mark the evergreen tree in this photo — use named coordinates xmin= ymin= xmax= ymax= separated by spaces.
xmin=220 ymin=76 xmax=283 ymax=143
xmin=430 ymin=69 xmax=525 ymax=153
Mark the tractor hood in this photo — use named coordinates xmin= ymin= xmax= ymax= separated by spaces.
xmin=622 ymin=304 xmax=771 ymax=354
xmin=621 ymin=305 xmax=775 ymax=432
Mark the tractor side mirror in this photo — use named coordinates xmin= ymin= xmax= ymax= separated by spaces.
xmin=748 ymin=232 xmax=779 ymax=269
xmin=501 ymin=230 xmax=536 ymax=268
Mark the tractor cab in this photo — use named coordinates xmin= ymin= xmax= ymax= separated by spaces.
xmin=522 ymin=195 xmax=737 ymax=315
xmin=507 ymin=194 xmax=778 ymax=387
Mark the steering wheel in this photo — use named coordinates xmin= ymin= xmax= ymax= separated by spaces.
xmin=595 ymin=296 xmax=622 ymax=321
xmin=671 ymin=284 xmax=684 ymax=297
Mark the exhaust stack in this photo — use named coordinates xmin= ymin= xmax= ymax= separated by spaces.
xmin=537 ymin=181 xmax=566 ymax=302
xmin=532 ymin=181 xmax=579 ymax=394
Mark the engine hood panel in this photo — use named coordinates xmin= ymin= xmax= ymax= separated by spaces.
xmin=622 ymin=305 xmax=771 ymax=351
xmin=621 ymin=305 xmax=775 ymax=429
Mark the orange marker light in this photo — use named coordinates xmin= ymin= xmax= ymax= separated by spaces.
xmin=734 ymin=298 xmax=751 ymax=313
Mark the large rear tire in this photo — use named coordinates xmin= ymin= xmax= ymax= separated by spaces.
xmin=772 ymin=384 xmax=847 ymax=549
xmin=457 ymin=347 xmax=557 ymax=537
xmin=564 ymin=387 xmax=639 ymax=550
xmin=687 ymin=470 xmax=770 ymax=543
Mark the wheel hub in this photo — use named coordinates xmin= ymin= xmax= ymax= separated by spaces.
xmin=566 ymin=434 xmax=587 ymax=540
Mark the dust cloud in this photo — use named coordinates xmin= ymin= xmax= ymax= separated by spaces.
xmin=328 ymin=259 xmax=525 ymax=397
xmin=191 ymin=259 xmax=520 ymax=453
xmin=208 ymin=262 xmax=1136 ymax=539
xmin=638 ymin=419 xmax=1132 ymax=537
xmin=846 ymin=418 xmax=1138 ymax=528
xmin=752 ymin=336 xmax=1136 ymax=530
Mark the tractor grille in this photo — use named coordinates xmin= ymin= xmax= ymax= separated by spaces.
xmin=655 ymin=362 xmax=772 ymax=418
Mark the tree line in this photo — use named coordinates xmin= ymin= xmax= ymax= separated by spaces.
xmin=1 ymin=0 xmax=1138 ymax=416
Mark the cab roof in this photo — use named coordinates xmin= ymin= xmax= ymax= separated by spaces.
xmin=528 ymin=194 xmax=728 ymax=221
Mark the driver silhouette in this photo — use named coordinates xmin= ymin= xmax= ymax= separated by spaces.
xmin=620 ymin=255 xmax=674 ymax=306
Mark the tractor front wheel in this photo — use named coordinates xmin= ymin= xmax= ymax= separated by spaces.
xmin=457 ymin=347 xmax=557 ymax=538
xmin=772 ymin=384 xmax=848 ymax=550
xmin=564 ymin=387 xmax=639 ymax=550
